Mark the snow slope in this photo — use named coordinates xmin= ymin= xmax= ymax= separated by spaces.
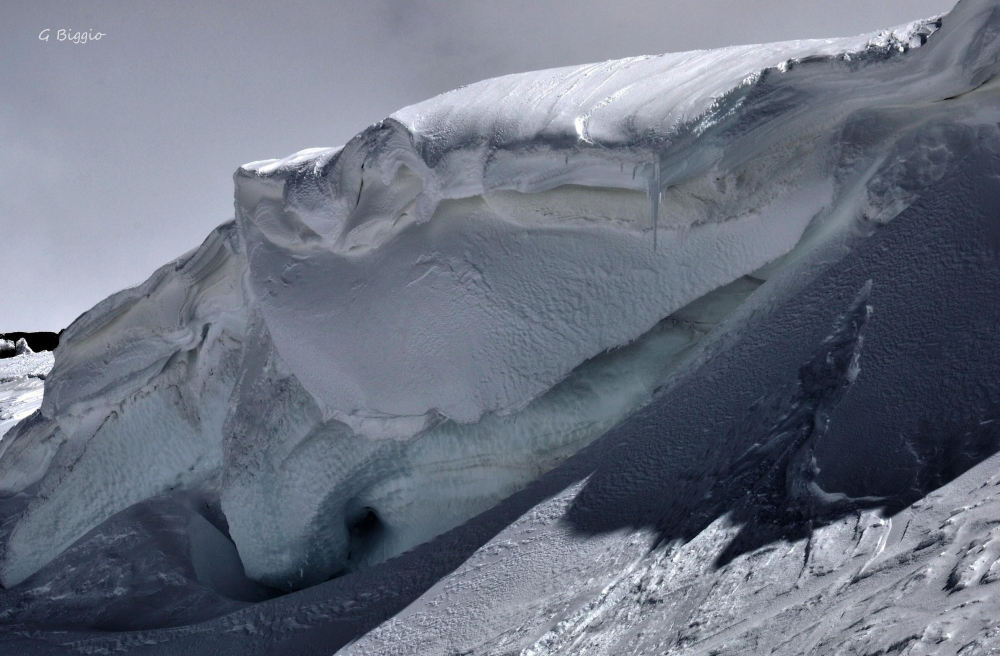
xmin=203 ymin=0 xmax=1000 ymax=590
xmin=5 ymin=137 xmax=1000 ymax=655
xmin=1 ymin=1 xmax=1000 ymax=647
xmin=7 ymin=127 xmax=1000 ymax=655
xmin=336 ymin=139 xmax=1000 ymax=656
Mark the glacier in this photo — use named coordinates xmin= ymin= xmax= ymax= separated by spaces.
xmin=2 ymin=0 xmax=1000 ymax=650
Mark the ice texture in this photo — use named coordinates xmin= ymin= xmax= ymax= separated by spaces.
xmin=12 ymin=131 xmax=1000 ymax=652
xmin=0 ymin=224 xmax=247 ymax=587
xmin=2 ymin=0 xmax=1000 ymax=595
xmin=337 ymin=126 xmax=1000 ymax=656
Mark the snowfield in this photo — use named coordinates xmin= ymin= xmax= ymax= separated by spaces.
xmin=3 ymin=0 xmax=1000 ymax=653
xmin=0 ymin=350 xmax=53 ymax=441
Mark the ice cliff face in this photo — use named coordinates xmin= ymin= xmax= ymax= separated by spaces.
xmin=0 ymin=225 xmax=247 ymax=587
xmin=2 ymin=0 xmax=1000 ymax=595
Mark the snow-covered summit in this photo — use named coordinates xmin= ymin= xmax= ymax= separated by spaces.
xmin=2 ymin=0 xmax=1000 ymax=600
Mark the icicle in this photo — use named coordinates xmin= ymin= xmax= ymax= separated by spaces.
xmin=648 ymin=159 xmax=660 ymax=250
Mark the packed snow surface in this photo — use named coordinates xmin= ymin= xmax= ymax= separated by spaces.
xmin=0 ymin=351 xmax=53 ymax=440
xmin=2 ymin=0 xmax=1000 ymax=629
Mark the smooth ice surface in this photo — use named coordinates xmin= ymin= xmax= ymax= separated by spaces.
xmin=2 ymin=0 xmax=1000 ymax=605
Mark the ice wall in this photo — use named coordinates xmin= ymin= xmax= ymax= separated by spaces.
xmin=0 ymin=223 xmax=247 ymax=587
xmin=1 ymin=0 xmax=999 ymax=590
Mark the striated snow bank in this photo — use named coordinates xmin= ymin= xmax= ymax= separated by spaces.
xmin=2 ymin=0 xmax=999 ymax=592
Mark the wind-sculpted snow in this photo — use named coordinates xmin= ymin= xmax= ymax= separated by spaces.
xmin=0 ymin=223 xmax=247 ymax=588
xmin=2 ymin=0 xmax=1000 ymax=606
xmin=224 ymin=0 xmax=1000 ymax=589
xmin=7 ymin=133 xmax=1000 ymax=654
xmin=335 ymin=133 xmax=1000 ymax=656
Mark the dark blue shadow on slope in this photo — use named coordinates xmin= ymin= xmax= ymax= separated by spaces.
xmin=565 ymin=136 xmax=1000 ymax=567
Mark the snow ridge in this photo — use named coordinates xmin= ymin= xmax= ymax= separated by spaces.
xmin=1 ymin=0 xmax=1000 ymax=594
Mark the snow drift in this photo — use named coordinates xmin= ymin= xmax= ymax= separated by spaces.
xmin=2 ymin=0 xmax=1000 ymax=601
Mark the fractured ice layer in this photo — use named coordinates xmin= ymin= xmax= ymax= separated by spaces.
xmin=2 ymin=0 xmax=1000 ymax=591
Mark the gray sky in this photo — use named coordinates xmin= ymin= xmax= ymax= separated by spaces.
xmin=1 ymin=0 xmax=958 ymax=331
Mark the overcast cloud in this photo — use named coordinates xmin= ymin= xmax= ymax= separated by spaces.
xmin=1 ymin=0 xmax=957 ymax=331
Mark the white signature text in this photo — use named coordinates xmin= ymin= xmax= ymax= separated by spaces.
xmin=39 ymin=29 xmax=105 ymax=44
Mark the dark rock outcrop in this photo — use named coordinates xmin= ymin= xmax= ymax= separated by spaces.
xmin=0 ymin=332 xmax=61 ymax=359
